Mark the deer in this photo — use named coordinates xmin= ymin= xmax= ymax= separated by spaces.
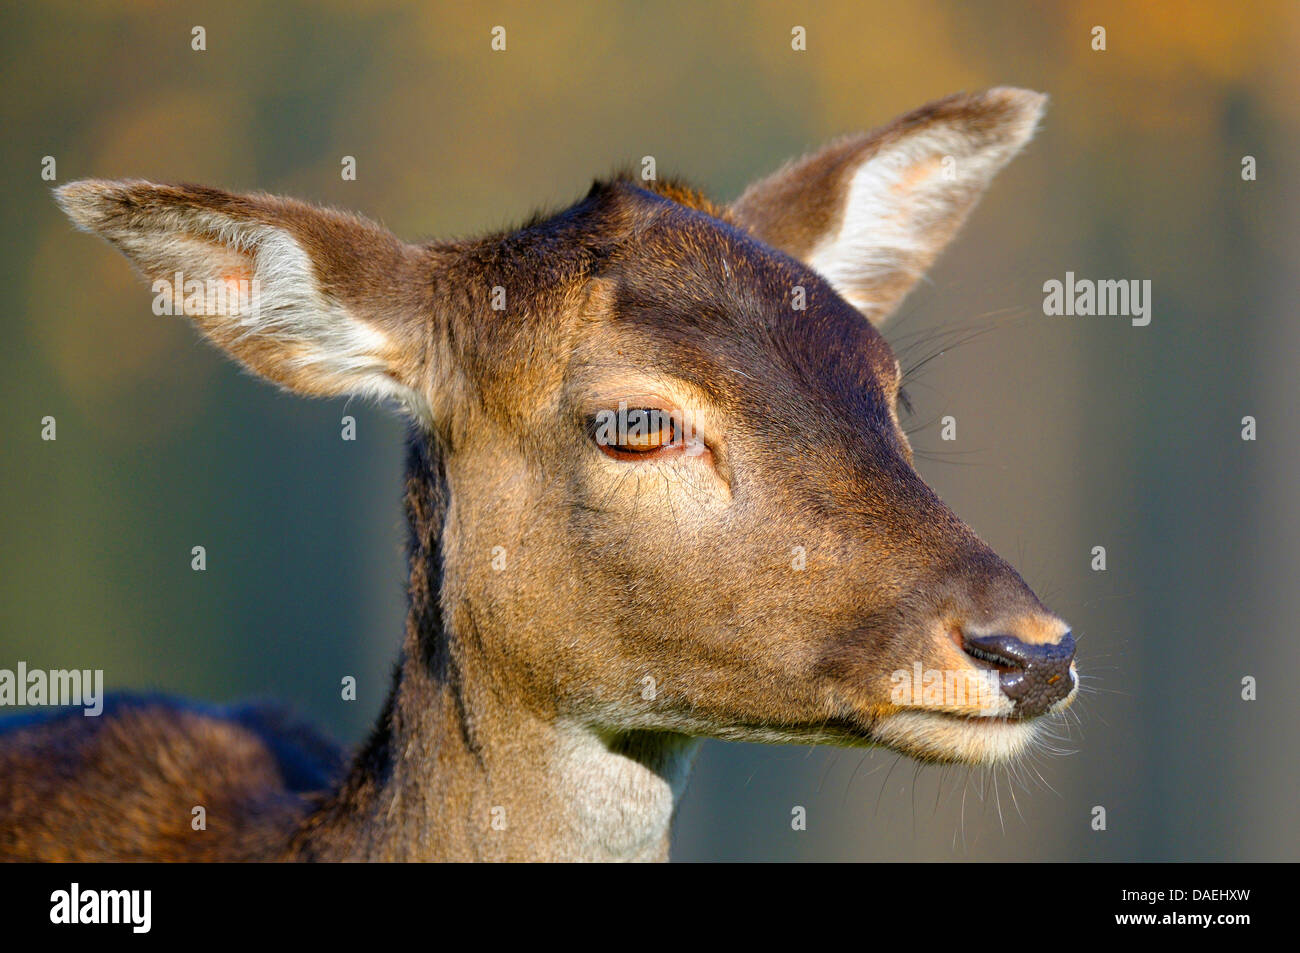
xmin=1 ymin=88 xmax=1077 ymax=862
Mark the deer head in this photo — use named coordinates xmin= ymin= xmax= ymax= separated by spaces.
xmin=54 ymin=88 xmax=1076 ymax=860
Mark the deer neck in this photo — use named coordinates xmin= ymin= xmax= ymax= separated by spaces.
xmin=292 ymin=430 xmax=698 ymax=862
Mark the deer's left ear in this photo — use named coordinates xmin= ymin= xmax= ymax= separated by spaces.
xmin=731 ymin=87 xmax=1046 ymax=326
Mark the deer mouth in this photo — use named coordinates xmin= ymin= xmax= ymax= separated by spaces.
xmin=873 ymin=708 xmax=1051 ymax=764
xmin=870 ymin=659 xmax=1078 ymax=764
xmin=867 ymin=631 xmax=1078 ymax=763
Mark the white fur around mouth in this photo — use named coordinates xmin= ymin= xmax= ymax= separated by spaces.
xmin=873 ymin=709 xmax=1044 ymax=764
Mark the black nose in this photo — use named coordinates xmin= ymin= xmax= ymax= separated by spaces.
xmin=961 ymin=631 xmax=1076 ymax=718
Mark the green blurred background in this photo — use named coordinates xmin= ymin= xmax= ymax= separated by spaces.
xmin=2 ymin=0 xmax=1297 ymax=860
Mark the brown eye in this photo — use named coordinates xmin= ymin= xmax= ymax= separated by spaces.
xmin=591 ymin=407 xmax=678 ymax=458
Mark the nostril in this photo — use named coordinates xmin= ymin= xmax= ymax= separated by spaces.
xmin=962 ymin=631 xmax=1075 ymax=668
xmin=961 ymin=630 xmax=1076 ymax=717
xmin=961 ymin=632 xmax=1031 ymax=671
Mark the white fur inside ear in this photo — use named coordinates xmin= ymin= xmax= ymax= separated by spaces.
xmin=806 ymin=123 xmax=1033 ymax=325
xmin=127 ymin=208 xmax=424 ymax=416
xmin=806 ymin=151 xmax=930 ymax=318
xmin=235 ymin=225 xmax=416 ymax=408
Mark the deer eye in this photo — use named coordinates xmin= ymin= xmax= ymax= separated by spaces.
xmin=590 ymin=407 xmax=679 ymax=458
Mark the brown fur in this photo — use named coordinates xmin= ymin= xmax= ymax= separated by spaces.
xmin=2 ymin=88 xmax=1075 ymax=861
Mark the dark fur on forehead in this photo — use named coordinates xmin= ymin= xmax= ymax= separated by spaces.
xmin=451 ymin=169 xmax=897 ymax=426
xmin=585 ymin=177 xmax=898 ymax=399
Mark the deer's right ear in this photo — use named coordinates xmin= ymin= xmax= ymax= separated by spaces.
xmin=731 ymin=88 xmax=1045 ymax=326
xmin=55 ymin=180 xmax=434 ymax=419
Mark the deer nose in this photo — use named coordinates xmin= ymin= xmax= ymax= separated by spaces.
xmin=960 ymin=630 xmax=1076 ymax=718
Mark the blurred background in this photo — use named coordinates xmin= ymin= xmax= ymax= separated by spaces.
xmin=2 ymin=0 xmax=1297 ymax=860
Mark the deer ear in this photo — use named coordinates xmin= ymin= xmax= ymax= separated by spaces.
xmin=731 ymin=88 xmax=1046 ymax=326
xmin=55 ymin=179 xmax=432 ymax=417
